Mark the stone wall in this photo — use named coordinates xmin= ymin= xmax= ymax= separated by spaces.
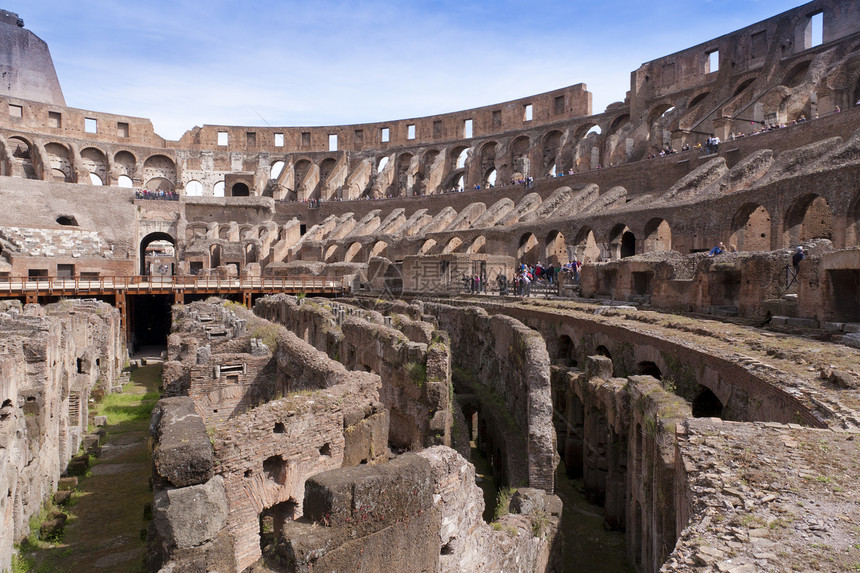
xmin=0 ymin=300 xmax=125 ymax=572
xmin=254 ymin=294 xmax=453 ymax=449
xmin=149 ymin=299 xmax=389 ymax=572
xmin=423 ymin=302 xmax=557 ymax=493
xmin=277 ymin=446 xmax=562 ymax=573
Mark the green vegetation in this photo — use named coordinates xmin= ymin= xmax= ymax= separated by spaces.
xmin=406 ymin=361 xmax=427 ymax=387
xmin=494 ymin=486 xmax=516 ymax=521
xmin=251 ymin=322 xmax=281 ymax=350
xmin=97 ymin=383 xmax=159 ymax=427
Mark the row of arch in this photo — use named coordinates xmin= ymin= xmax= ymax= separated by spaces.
xmin=312 ymin=191 xmax=858 ymax=266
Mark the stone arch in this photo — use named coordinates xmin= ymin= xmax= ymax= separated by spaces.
xmin=114 ymin=150 xmax=136 ymax=181
xmin=394 ymin=153 xmax=413 ymax=196
xmin=692 ymin=386 xmax=724 ymax=418
xmin=510 ymin=136 xmax=530 ymax=178
xmin=542 ymin=131 xmax=563 ymax=176
xmin=609 ymin=224 xmax=636 ymax=259
xmin=45 ymin=142 xmax=73 ymax=182
xmin=418 ymin=239 xmax=436 ymax=256
xmin=479 ymin=141 xmax=497 ymax=181
xmin=231 ymin=182 xmax=250 ymax=197
xmin=730 ymin=203 xmax=771 ymax=251
xmin=293 ymin=159 xmax=312 ymax=199
xmin=185 ymin=180 xmax=204 ymax=196
xmin=466 ymin=235 xmax=486 ymax=254
xmin=139 ymin=231 xmax=176 ymax=276
xmin=7 ymin=136 xmax=37 ymax=178
xmin=214 ymin=181 xmax=225 ymax=197
xmin=643 ymin=218 xmax=671 ymax=253
xmin=733 ymin=77 xmax=756 ymax=97
xmin=637 ymin=361 xmax=662 ymax=379
xmin=143 ymin=154 xmax=177 ymax=185
xmin=517 ymin=232 xmax=539 ymax=265
xmin=324 ymin=244 xmax=341 ymax=263
xmin=573 ymin=227 xmax=600 ymax=262
xmin=648 ymin=103 xmax=676 ymax=124
xmin=344 ymin=242 xmax=364 ymax=263
xmin=783 ymin=194 xmax=832 ymax=247
xmin=847 ymin=192 xmax=860 ymax=246
xmin=319 ymin=157 xmax=337 ymax=185
xmin=369 ymin=241 xmax=388 ymax=259
xmin=688 ymin=91 xmax=710 ymax=108
xmin=450 ymin=146 xmax=469 ymax=170
xmin=783 ymin=60 xmax=811 ymax=89
xmin=144 ymin=177 xmax=175 ymax=193
xmin=608 ymin=114 xmax=630 ymax=135
xmin=545 ymin=230 xmax=567 ymax=265
xmin=210 ymin=244 xmax=222 ymax=268
xmin=554 ymin=335 xmax=577 ymax=367
xmin=270 ymin=160 xmax=285 ymax=180
xmin=441 ymin=237 xmax=463 ymax=254
xmin=80 ymin=147 xmax=107 ymax=185
xmin=441 ymin=168 xmax=466 ymax=192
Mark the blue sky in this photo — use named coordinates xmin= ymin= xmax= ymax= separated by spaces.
xmin=17 ymin=0 xmax=808 ymax=140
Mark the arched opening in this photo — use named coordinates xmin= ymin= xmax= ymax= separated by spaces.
xmin=733 ymin=78 xmax=755 ymax=97
xmin=688 ymin=92 xmax=710 ymax=108
xmin=643 ymin=218 xmax=671 ymax=253
xmin=139 ymin=232 xmax=176 ymax=276
xmin=555 ymin=335 xmax=577 ymax=367
xmin=584 ymin=125 xmax=602 ymax=137
xmin=45 ymin=142 xmax=73 ymax=182
xmin=377 ymin=156 xmax=390 ymax=173
xmin=517 ymin=233 xmax=539 ymax=265
xmin=144 ymin=177 xmax=175 ymax=193
xmin=442 ymin=237 xmax=462 ymax=254
xmin=542 ymin=130 xmax=562 ymax=174
xmin=56 ymin=215 xmax=78 ymax=226
xmin=213 ymin=181 xmax=225 ymax=197
xmin=783 ymin=60 xmax=811 ymax=88
xmin=185 ymin=180 xmax=203 ymax=196
xmin=117 ymin=175 xmax=134 ymax=188
xmin=545 ymin=230 xmax=567 ymax=265
xmin=637 ymin=361 xmax=662 ymax=379
xmin=418 ymin=239 xmax=436 ymax=256
xmin=270 ymin=160 xmax=285 ymax=180
xmin=730 ymin=204 xmax=771 ymax=251
xmin=231 ymin=182 xmax=250 ymax=197
xmin=324 ymin=244 xmax=341 ymax=263
xmin=484 ymin=169 xmax=497 ymax=187
xmin=344 ymin=242 xmax=363 ymax=263
xmin=8 ymin=136 xmax=37 ymax=179
xmin=511 ymin=136 xmax=530 ymax=177
xmin=80 ymin=147 xmax=107 ymax=185
xmin=210 ymin=244 xmax=222 ymax=268
xmin=260 ymin=500 xmax=298 ymax=555
xmin=455 ymin=148 xmax=468 ymax=169
xmin=595 ymin=346 xmax=611 ymax=360
xmin=608 ymin=114 xmax=630 ymax=135
xmin=573 ymin=227 xmax=600 ymax=263
xmin=466 ymin=236 xmax=486 ymax=254
xmin=114 ymin=150 xmax=136 ymax=182
xmin=783 ymin=194 xmax=832 ymax=247
xmin=369 ymin=241 xmax=388 ymax=259
xmin=143 ymin=154 xmax=177 ymax=187
xmin=648 ymin=104 xmax=675 ymax=124
xmin=609 ymin=224 xmax=636 ymax=259
xmin=692 ymin=386 xmax=724 ymax=418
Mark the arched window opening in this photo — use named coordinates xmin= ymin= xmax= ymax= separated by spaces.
xmin=585 ymin=125 xmax=602 ymax=137
xmin=692 ymin=387 xmax=723 ymax=418
xmin=637 ymin=361 xmax=662 ymax=380
xmin=140 ymin=232 xmax=176 ymax=276
xmin=456 ymin=149 xmax=468 ymax=169
xmin=270 ymin=161 xmax=285 ymax=180
xmin=214 ymin=181 xmax=225 ymax=197
xmin=56 ymin=215 xmax=78 ymax=226
xmin=185 ymin=180 xmax=203 ymax=196
xmin=117 ymin=175 xmax=134 ymax=188
xmin=595 ymin=346 xmax=612 ymax=360
xmin=377 ymin=156 xmax=389 ymax=172
xmin=232 ymin=183 xmax=250 ymax=197
xmin=88 ymin=173 xmax=103 ymax=185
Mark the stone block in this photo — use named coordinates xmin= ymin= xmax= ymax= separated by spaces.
xmin=841 ymin=334 xmax=860 ymax=349
xmin=152 ymin=397 xmax=214 ymax=487
xmin=57 ymin=477 xmax=77 ymax=491
xmin=822 ymin=322 xmax=845 ymax=331
xmin=93 ymin=415 xmax=108 ymax=427
xmin=786 ymin=317 xmax=818 ymax=329
xmin=53 ymin=490 xmax=72 ymax=505
xmin=769 ymin=316 xmax=789 ymax=326
xmin=152 ymin=476 xmax=228 ymax=550
xmin=843 ymin=323 xmax=860 ymax=333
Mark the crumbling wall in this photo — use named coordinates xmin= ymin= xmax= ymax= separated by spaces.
xmin=277 ymin=446 xmax=562 ymax=573
xmin=149 ymin=299 xmax=388 ymax=572
xmin=255 ymin=294 xmax=453 ymax=449
xmin=423 ymin=302 xmax=557 ymax=493
xmin=0 ymin=300 xmax=125 ymax=573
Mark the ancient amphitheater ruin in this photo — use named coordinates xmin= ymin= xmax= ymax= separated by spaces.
xmin=1 ymin=1 xmax=860 ymax=571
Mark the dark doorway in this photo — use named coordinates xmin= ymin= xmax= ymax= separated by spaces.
xmin=232 ymin=183 xmax=250 ymax=196
xmin=621 ymin=231 xmax=636 ymax=258
xmin=131 ymin=294 xmax=172 ymax=348
xmin=692 ymin=386 xmax=723 ymax=418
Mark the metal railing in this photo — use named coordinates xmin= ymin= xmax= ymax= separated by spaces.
xmin=0 ymin=275 xmax=349 ymax=296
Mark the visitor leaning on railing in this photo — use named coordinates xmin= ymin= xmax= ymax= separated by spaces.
xmin=135 ymin=189 xmax=179 ymax=201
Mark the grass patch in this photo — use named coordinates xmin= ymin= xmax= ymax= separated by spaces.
xmin=494 ymin=486 xmax=516 ymax=521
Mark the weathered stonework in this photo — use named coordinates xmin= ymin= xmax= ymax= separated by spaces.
xmin=0 ymin=300 xmax=125 ymax=572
